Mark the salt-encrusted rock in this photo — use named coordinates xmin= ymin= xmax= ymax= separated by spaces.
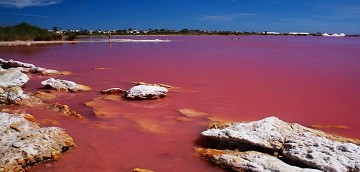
xmin=30 ymin=67 xmax=71 ymax=75
xmin=0 ymin=86 xmax=43 ymax=106
xmin=0 ymin=68 xmax=29 ymax=88
xmin=0 ymin=86 xmax=30 ymax=105
xmin=0 ymin=58 xmax=71 ymax=76
xmin=201 ymin=117 xmax=360 ymax=172
xmin=125 ymin=85 xmax=168 ymax=100
xmin=196 ymin=148 xmax=321 ymax=172
xmin=0 ymin=58 xmax=35 ymax=69
xmin=282 ymin=125 xmax=360 ymax=172
xmin=101 ymin=88 xmax=126 ymax=95
xmin=0 ymin=112 xmax=75 ymax=171
xmin=41 ymin=78 xmax=90 ymax=92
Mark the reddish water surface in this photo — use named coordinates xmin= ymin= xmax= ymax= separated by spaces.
xmin=0 ymin=36 xmax=359 ymax=172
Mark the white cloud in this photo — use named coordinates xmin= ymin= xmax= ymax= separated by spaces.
xmin=199 ymin=13 xmax=257 ymax=22
xmin=0 ymin=12 xmax=48 ymax=17
xmin=0 ymin=0 xmax=61 ymax=8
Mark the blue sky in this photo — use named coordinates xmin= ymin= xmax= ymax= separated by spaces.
xmin=0 ymin=0 xmax=359 ymax=33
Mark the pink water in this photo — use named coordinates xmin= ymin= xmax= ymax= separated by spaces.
xmin=0 ymin=36 xmax=359 ymax=171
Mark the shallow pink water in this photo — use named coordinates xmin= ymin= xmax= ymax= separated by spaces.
xmin=0 ymin=36 xmax=359 ymax=171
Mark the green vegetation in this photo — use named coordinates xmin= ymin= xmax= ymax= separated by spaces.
xmin=0 ymin=22 xmax=61 ymax=41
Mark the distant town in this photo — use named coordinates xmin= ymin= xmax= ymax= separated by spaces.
xmin=51 ymin=27 xmax=355 ymax=37
xmin=1 ymin=22 xmax=358 ymax=42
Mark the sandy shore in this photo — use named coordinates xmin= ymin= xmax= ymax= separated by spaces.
xmin=0 ymin=39 xmax=170 ymax=46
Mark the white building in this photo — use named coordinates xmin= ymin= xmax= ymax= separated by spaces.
xmin=289 ymin=32 xmax=310 ymax=35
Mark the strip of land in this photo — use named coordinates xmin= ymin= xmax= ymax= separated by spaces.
xmin=0 ymin=39 xmax=171 ymax=46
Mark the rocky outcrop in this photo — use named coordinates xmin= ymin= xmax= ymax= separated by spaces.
xmin=0 ymin=58 xmax=71 ymax=76
xmin=101 ymin=88 xmax=126 ymax=95
xmin=0 ymin=112 xmax=75 ymax=171
xmin=0 ymin=68 xmax=29 ymax=88
xmin=196 ymin=148 xmax=321 ymax=172
xmin=201 ymin=117 xmax=360 ymax=172
xmin=125 ymin=85 xmax=168 ymax=100
xmin=0 ymin=86 xmax=30 ymax=105
xmin=0 ymin=86 xmax=42 ymax=106
xmin=0 ymin=67 xmax=43 ymax=106
xmin=41 ymin=78 xmax=90 ymax=92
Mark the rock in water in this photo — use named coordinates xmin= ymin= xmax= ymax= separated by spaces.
xmin=0 ymin=58 xmax=35 ymax=69
xmin=136 ymin=81 xmax=173 ymax=89
xmin=48 ymin=103 xmax=84 ymax=119
xmin=0 ymin=112 xmax=75 ymax=171
xmin=41 ymin=78 xmax=90 ymax=92
xmin=196 ymin=148 xmax=321 ymax=172
xmin=101 ymin=88 xmax=126 ymax=95
xmin=30 ymin=67 xmax=71 ymax=76
xmin=201 ymin=117 xmax=360 ymax=172
xmin=0 ymin=58 xmax=71 ymax=76
xmin=0 ymin=68 xmax=29 ymax=88
xmin=125 ymin=85 xmax=168 ymax=100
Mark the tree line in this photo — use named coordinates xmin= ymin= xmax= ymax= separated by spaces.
xmin=0 ymin=23 xmax=61 ymax=41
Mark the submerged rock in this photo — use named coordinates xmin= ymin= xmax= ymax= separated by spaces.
xmin=131 ymin=168 xmax=155 ymax=172
xmin=123 ymin=114 xmax=165 ymax=134
xmin=48 ymin=103 xmax=84 ymax=119
xmin=0 ymin=112 xmax=75 ymax=171
xmin=41 ymin=78 xmax=90 ymax=92
xmin=101 ymin=88 xmax=126 ymax=95
xmin=136 ymin=81 xmax=173 ymax=89
xmin=178 ymin=108 xmax=207 ymax=118
xmin=201 ymin=117 xmax=360 ymax=172
xmin=33 ymin=90 xmax=57 ymax=100
xmin=0 ymin=68 xmax=29 ymax=88
xmin=125 ymin=85 xmax=168 ymax=100
xmin=196 ymin=148 xmax=321 ymax=172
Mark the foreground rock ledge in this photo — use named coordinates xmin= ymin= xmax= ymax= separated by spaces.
xmin=196 ymin=148 xmax=321 ymax=172
xmin=0 ymin=112 xmax=75 ymax=171
xmin=201 ymin=117 xmax=360 ymax=172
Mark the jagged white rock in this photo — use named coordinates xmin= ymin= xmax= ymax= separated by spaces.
xmin=201 ymin=117 xmax=360 ymax=172
xmin=201 ymin=117 xmax=289 ymax=151
xmin=0 ymin=68 xmax=29 ymax=88
xmin=0 ymin=112 xmax=75 ymax=171
xmin=41 ymin=78 xmax=90 ymax=92
xmin=0 ymin=58 xmax=35 ymax=69
xmin=0 ymin=58 xmax=70 ymax=75
xmin=282 ymin=125 xmax=360 ymax=172
xmin=125 ymin=85 xmax=168 ymax=100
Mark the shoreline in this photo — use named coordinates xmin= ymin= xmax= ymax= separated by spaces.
xmin=1 ymin=34 xmax=357 ymax=46
xmin=0 ymin=39 xmax=171 ymax=46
